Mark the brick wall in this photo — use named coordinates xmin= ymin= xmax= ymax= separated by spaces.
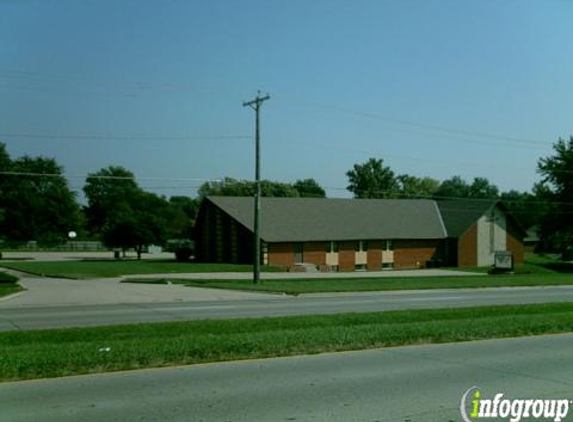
xmin=393 ymin=240 xmax=441 ymax=269
xmin=367 ymin=240 xmax=383 ymax=271
xmin=303 ymin=242 xmax=327 ymax=266
xmin=338 ymin=241 xmax=356 ymax=272
xmin=458 ymin=224 xmax=478 ymax=267
xmin=268 ymin=243 xmax=295 ymax=268
xmin=506 ymin=219 xmax=524 ymax=264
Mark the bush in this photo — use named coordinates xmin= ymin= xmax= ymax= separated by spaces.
xmin=166 ymin=239 xmax=195 ymax=262
xmin=562 ymin=247 xmax=573 ymax=261
xmin=175 ymin=247 xmax=193 ymax=262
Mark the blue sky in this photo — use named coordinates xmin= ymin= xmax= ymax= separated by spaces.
xmin=1 ymin=0 xmax=572 ymax=199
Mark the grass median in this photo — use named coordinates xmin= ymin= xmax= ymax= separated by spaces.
xmin=123 ymin=272 xmax=573 ymax=294
xmin=0 ymin=272 xmax=22 ymax=299
xmin=0 ymin=260 xmax=282 ymax=279
xmin=2 ymin=303 xmax=573 ymax=381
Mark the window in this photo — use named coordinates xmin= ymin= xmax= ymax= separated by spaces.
xmin=384 ymin=240 xmax=393 ymax=251
xmin=326 ymin=241 xmax=339 ymax=253
xmin=355 ymin=241 xmax=368 ymax=252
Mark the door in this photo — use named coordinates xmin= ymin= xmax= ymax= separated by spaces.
xmin=294 ymin=243 xmax=303 ymax=263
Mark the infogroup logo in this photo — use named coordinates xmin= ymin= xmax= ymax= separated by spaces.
xmin=460 ymin=387 xmax=571 ymax=422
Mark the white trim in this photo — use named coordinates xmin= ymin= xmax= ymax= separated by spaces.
xmin=433 ymin=201 xmax=448 ymax=237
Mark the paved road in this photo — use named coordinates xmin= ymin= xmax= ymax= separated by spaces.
xmin=2 ymin=285 xmax=573 ymax=331
xmin=2 ymin=334 xmax=573 ymax=422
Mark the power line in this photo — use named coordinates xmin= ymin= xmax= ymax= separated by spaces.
xmin=272 ymin=92 xmax=552 ymax=146
xmin=0 ymin=171 xmax=223 ymax=183
xmin=0 ymin=67 xmax=558 ymax=148
xmin=0 ymin=132 xmax=251 ymax=141
xmin=322 ymin=185 xmax=572 ymax=207
xmin=6 ymin=170 xmax=573 ymax=211
xmin=268 ymin=137 xmax=573 ymax=175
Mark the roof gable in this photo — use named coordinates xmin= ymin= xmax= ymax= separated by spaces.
xmin=436 ymin=199 xmax=503 ymax=238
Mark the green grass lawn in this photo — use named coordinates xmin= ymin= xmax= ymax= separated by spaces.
xmin=3 ymin=303 xmax=573 ymax=381
xmin=0 ymin=260 xmax=283 ymax=279
xmin=0 ymin=272 xmax=22 ymax=298
xmin=124 ymin=272 xmax=573 ymax=294
xmin=122 ymin=254 xmax=573 ymax=294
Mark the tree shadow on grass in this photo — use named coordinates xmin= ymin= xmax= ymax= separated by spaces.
xmin=539 ymin=262 xmax=573 ymax=273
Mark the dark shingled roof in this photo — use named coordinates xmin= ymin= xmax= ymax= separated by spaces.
xmin=435 ymin=199 xmax=496 ymax=238
xmin=207 ymin=196 xmax=448 ymax=242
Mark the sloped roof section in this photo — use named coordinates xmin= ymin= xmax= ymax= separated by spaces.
xmin=207 ymin=196 xmax=448 ymax=242
xmin=436 ymin=199 xmax=496 ymax=238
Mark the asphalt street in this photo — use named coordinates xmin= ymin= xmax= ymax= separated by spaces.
xmin=2 ymin=285 xmax=573 ymax=331
xmin=2 ymin=334 xmax=573 ymax=422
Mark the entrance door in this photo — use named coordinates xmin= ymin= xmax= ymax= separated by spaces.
xmin=294 ymin=243 xmax=303 ymax=263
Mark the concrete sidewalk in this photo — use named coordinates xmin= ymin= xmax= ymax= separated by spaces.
xmin=124 ymin=268 xmax=483 ymax=280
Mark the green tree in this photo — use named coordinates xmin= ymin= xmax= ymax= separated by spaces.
xmin=434 ymin=176 xmax=470 ymax=199
xmin=537 ymin=136 xmax=573 ymax=251
xmin=102 ymin=191 xmax=169 ymax=259
xmin=0 ymin=143 xmax=12 ymax=234
xmin=293 ymin=178 xmax=326 ymax=198
xmin=166 ymin=196 xmax=198 ymax=239
xmin=468 ymin=177 xmax=499 ymax=199
xmin=198 ymin=177 xmax=300 ymax=198
xmin=396 ymin=175 xmax=439 ymax=198
xmin=83 ymin=166 xmax=140 ymax=236
xmin=500 ymin=189 xmax=548 ymax=231
xmin=84 ymin=166 xmax=171 ymax=258
xmin=346 ymin=158 xmax=398 ymax=199
xmin=0 ymin=148 xmax=80 ymax=245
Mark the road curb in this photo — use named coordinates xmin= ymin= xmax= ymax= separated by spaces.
xmin=0 ymin=289 xmax=26 ymax=303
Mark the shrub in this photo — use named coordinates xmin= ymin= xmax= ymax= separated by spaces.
xmin=174 ymin=247 xmax=193 ymax=262
xmin=562 ymin=247 xmax=573 ymax=261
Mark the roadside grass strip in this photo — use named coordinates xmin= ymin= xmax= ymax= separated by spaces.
xmin=123 ymin=273 xmax=573 ymax=294
xmin=2 ymin=303 xmax=573 ymax=381
xmin=0 ymin=260 xmax=282 ymax=279
xmin=0 ymin=272 xmax=22 ymax=298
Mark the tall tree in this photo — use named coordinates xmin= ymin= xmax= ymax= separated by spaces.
xmin=84 ymin=166 xmax=171 ymax=258
xmin=434 ymin=176 xmax=470 ymax=199
xmin=83 ymin=166 xmax=140 ymax=236
xmin=346 ymin=158 xmax=398 ymax=199
xmin=102 ymin=191 xmax=169 ymax=259
xmin=166 ymin=196 xmax=198 ymax=239
xmin=537 ymin=136 xmax=573 ymax=251
xmin=198 ymin=177 xmax=300 ymax=198
xmin=0 ymin=143 xmax=12 ymax=233
xmin=501 ymin=188 xmax=547 ymax=231
xmin=396 ymin=175 xmax=439 ymax=198
xmin=0 ymin=148 xmax=80 ymax=245
xmin=293 ymin=178 xmax=326 ymax=198
xmin=468 ymin=177 xmax=499 ymax=199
